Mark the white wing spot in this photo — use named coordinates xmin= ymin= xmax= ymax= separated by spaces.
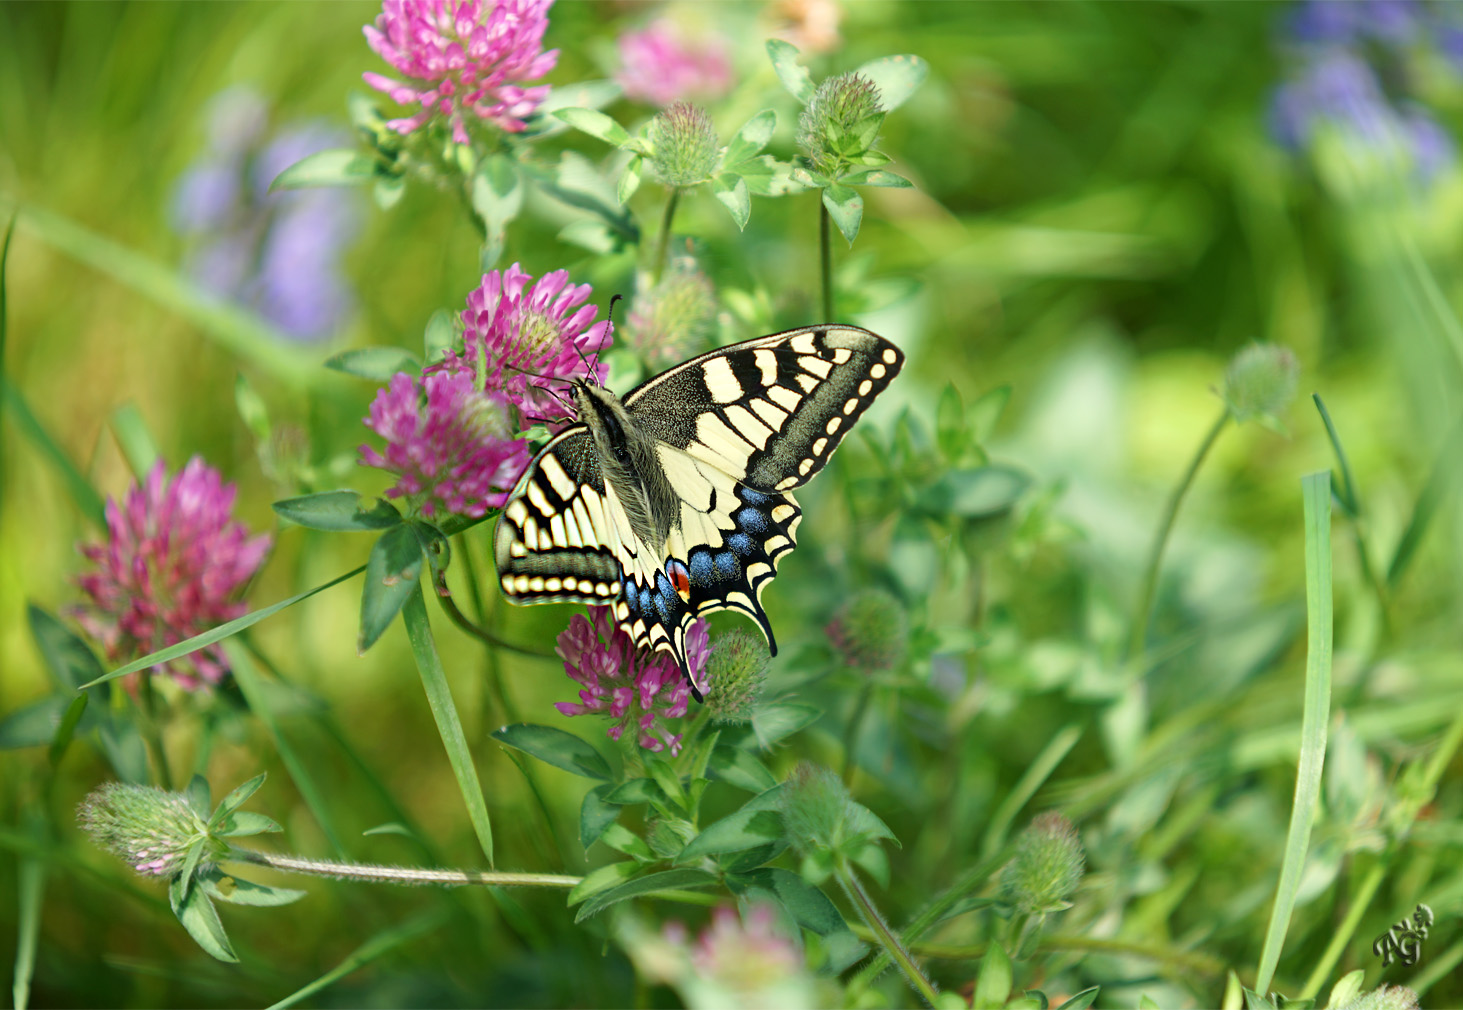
xmin=771 ymin=504 xmax=796 ymax=523
xmin=750 ymin=397 xmax=789 ymax=429
xmin=529 ymin=576 xmax=545 ymax=592
xmin=858 ymin=379 xmax=873 ymax=396
xmin=540 ymin=454 xmax=577 ymax=501
xmin=800 ymin=355 xmax=833 ymax=379
xmin=549 ymin=514 xmax=568 ymax=547
xmin=510 ymin=542 xmax=527 ymax=557
xmin=538 ymin=529 xmax=554 ymax=551
xmin=832 ymin=348 xmax=852 ymax=364
xmin=747 ymin=561 xmax=772 ymax=583
xmin=545 ymin=577 xmax=562 ymax=592
xmin=768 ymin=385 xmax=801 ymax=411
xmin=844 ymin=397 xmax=860 ymax=414
xmin=776 ymin=476 xmax=798 ymax=490
xmin=725 ymin=404 xmax=773 ymax=449
xmin=755 ymin=349 xmax=778 ymax=385
xmin=513 ymin=575 xmax=531 ymax=593
xmin=564 ymin=508 xmax=584 ymax=547
xmin=765 ymin=535 xmax=790 ymax=553
xmin=813 ymin=437 xmax=828 ymax=456
xmin=870 ymin=363 xmax=887 ymax=380
xmin=595 ymin=581 xmax=611 ymax=596
xmin=883 ymin=348 xmax=898 ymax=364
xmin=702 ymin=355 xmax=743 ymax=404
xmin=826 ymin=416 xmax=842 ymax=435
xmin=799 ymin=458 xmax=814 ymax=476
xmin=790 ymin=333 xmax=817 ymax=355
xmin=796 ymin=373 xmax=818 ymax=393
xmin=501 ymin=575 xmax=514 ymax=592
xmin=563 ymin=576 xmax=578 ymax=592
xmin=695 ymin=412 xmax=756 ymax=469
xmin=506 ymin=500 xmax=529 ymax=525
xmin=527 ymin=480 xmax=554 ymax=517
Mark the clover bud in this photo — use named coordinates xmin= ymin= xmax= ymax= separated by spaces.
xmin=703 ymin=629 xmax=771 ymax=724
xmin=827 ymin=587 xmax=909 ymax=672
xmin=797 ymin=72 xmax=884 ymax=175
xmin=1338 ymin=985 xmax=1420 ymax=1010
xmin=1222 ymin=343 xmax=1299 ymax=425
xmin=780 ymin=762 xmax=852 ymax=856
xmin=625 ymin=262 xmax=718 ymax=369
xmin=999 ymin=812 xmax=1085 ymax=915
xmin=78 ymin=783 xmax=220 ymax=880
xmin=648 ymin=101 xmax=719 ymax=189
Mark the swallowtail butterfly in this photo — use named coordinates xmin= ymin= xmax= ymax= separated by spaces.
xmin=494 ymin=325 xmax=904 ymax=694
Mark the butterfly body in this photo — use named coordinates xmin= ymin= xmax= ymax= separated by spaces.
xmin=495 ymin=325 xmax=904 ymax=692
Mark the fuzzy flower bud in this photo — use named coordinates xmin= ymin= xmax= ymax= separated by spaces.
xmin=826 ymin=587 xmax=908 ymax=672
xmin=797 ymin=72 xmax=884 ymax=176
xmin=77 ymin=783 xmax=217 ymax=880
xmin=1339 ymin=985 xmax=1420 ymax=1010
xmin=999 ymin=812 xmax=1085 ymax=915
xmin=648 ymin=101 xmax=719 ymax=189
xmin=703 ymin=629 xmax=771 ymax=724
xmin=780 ymin=762 xmax=853 ymax=855
xmin=1222 ymin=343 xmax=1299 ymax=425
xmin=624 ymin=261 xmax=717 ymax=369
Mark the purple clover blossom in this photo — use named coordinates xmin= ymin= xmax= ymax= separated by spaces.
xmin=363 ymin=0 xmax=559 ymax=142
xmin=435 ymin=262 xmax=611 ymax=423
xmin=73 ymin=458 xmax=272 ymax=691
xmin=616 ymin=19 xmax=734 ymax=107
xmin=555 ymin=608 xmax=709 ymax=755
xmin=1285 ymin=0 xmax=1420 ymax=47
xmin=172 ymin=91 xmax=361 ymax=342
xmin=360 ymin=369 xmax=531 ymax=517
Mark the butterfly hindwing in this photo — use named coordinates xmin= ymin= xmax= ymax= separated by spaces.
xmin=623 ymin=325 xmax=904 ymax=494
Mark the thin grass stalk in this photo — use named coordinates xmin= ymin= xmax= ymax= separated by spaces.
xmin=980 ymin=723 xmax=1082 ymax=859
xmin=820 ymin=200 xmax=833 ymax=321
xmin=1254 ymin=471 xmax=1334 ymax=995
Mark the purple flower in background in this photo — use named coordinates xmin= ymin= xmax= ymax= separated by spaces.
xmin=555 ymin=608 xmax=709 ymax=755
xmin=74 ymin=458 xmax=272 ymax=690
xmin=437 ymin=262 xmax=611 ymax=423
xmin=171 ymin=89 xmax=361 ymax=341
xmin=359 ymin=369 xmax=531 ymax=517
xmin=616 ymin=19 xmax=733 ymax=107
xmin=1285 ymin=0 xmax=1419 ymax=46
xmin=363 ymin=0 xmax=559 ymax=141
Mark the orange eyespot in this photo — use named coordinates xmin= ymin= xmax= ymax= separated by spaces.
xmin=667 ymin=560 xmax=691 ymax=602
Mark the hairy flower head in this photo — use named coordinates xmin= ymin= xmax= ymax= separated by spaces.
xmin=74 ymin=458 xmax=271 ymax=690
xmin=555 ymin=608 xmax=709 ymax=755
xmin=797 ymin=72 xmax=884 ymax=176
xmin=999 ymin=811 xmax=1085 ymax=916
xmin=363 ymin=0 xmax=559 ymax=141
xmin=702 ymin=629 xmax=770 ymax=724
xmin=827 ymin=587 xmax=909 ymax=673
xmin=359 ymin=369 xmax=531 ymax=517
xmin=1223 ymin=343 xmax=1299 ymax=425
xmin=78 ymin=783 xmax=216 ymax=879
xmin=648 ymin=101 xmax=720 ymax=189
xmin=624 ymin=261 xmax=717 ymax=369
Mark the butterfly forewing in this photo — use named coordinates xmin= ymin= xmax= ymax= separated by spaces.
xmin=495 ymin=324 xmax=903 ymax=690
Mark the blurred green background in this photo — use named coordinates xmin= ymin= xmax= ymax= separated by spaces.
xmin=2 ymin=1 xmax=1462 ymax=1007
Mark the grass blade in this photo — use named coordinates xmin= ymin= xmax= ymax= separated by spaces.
xmin=1 ymin=377 xmax=106 ymax=528
xmin=264 ymin=910 xmax=446 ymax=1010
xmin=1254 ymin=471 xmax=1333 ymax=995
xmin=980 ymin=723 xmax=1082 ymax=859
xmin=80 ymin=565 xmax=366 ymax=688
xmin=401 ymin=584 xmax=495 ymax=866
xmin=11 ymin=834 xmax=44 ymax=1010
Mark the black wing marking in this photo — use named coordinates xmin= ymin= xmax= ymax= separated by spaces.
xmin=622 ymin=325 xmax=905 ymax=494
xmin=494 ymin=427 xmax=625 ymax=606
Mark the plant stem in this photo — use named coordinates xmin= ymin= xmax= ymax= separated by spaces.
xmin=1128 ymin=407 xmax=1230 ymax=662
xmin=136 ymin=675 xmax=174 ymax=791
xmin=433 ymin=575 xmax=553 ymax=659
xmin=836 ymin=855 xmax=939 ymax=1007
xmin=841 ymin=682 xmax=873 ymax=783
xmin=229 ymin=847 xmax=577 ymax=889
xmin=819 ymin=200 xmax=834 ymax=321
xmin=1299 ymin=859 xmax=1386 ymax=1000
xmin=653 ymin=188 xmax=680 ymax=284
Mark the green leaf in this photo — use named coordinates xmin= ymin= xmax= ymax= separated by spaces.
xmin=599 ymin=823 xmax=656 ymax=861
xmin=234 ymin=373 xmax=271 ymax=442
xmin=853 ymin=54 xmax=929 ymax=111
xmin=269 ymin=149 xmax=375 ymax=191
xmin=2 ymin=378 xmax=107 ymax=527
xmin=490 ymin=724 xmax=612 ymax=780
xmin=324 ymin=347 xmax=422 ymax=382
xmin=374 ymin=175 xmax=406 ymax=211
xmin=80 ymin=565 xmax=366 ymax=688
xmin=554 ymin=108 xmax=631 ymax=147
xmin=731 ymin=867 xmax=846 ymax=936
xmin=1326 ymin=970 xmax=1364 ymax=1010
xmin=580 ymin=784 xmax=620 ymax=850
xmin=969 ymin=383 xmax=1011 ymax=441
xmin=679 ymin=785 xmax=785 ymax=861
xmin=707 ymin=745 xmax=778 ymax=793
xmin=471 ymin=154 xmax=523 ymax=234
xmin=711 ymin=173 xmax=751 ymax=231
xmin=605 ymin=778 xmax=667 ymax=806
xmin=617 ymin=155 xmax=644 ymax=206
xmin=823 ymin=184 xmax=863 ymax=245
xmin=936 ymin=383 xmax=964 ymax=462
xmin=401 ymin=586 xmax=495 ymax=865
xmin=839 ymin=169 xmax=911 ymax=189
xmin=173 ymin=883 xmax=237 ymax=962
xmin=273 ymin=491 xmax=402 ymax=532
xmin=920 ymin=465 xmax=1032 ymax=519
xmin=752 ymin=702 xmax=822 ymax=748
xmin=28 ymin=606 xmax=105 ymax=693
xmin=199 ymin=868 xmax=305 ymax=907
xmin=47 ymin=694 xmax=87 ymax=767
xmin=723 ymin=110 xmax=777 ymax=167
xmin=524 ymin=80 xmax=622 ymax=138
xmin=109 ymin=403 xmax=161 ymax=477
xmin=424 ymin=308 xmax=458 ymax=361
xmin=216 ymin=811 xmax=282 ymax=837
xmin=566 ymin=861 xmax=640 ymax=906
xmin=766 ymin=40 xmax=814 ymax=105
xmin=362 ymin=822 xmax=416 ymax=839
xmin=574 ymin=867 xmax=719 ymax=923
xmin=185 ymin=775 xmax=212 ymax=819
xmin=359 ymin=525 xmax=424 ymax=653
xmin=0 ymin=696 xmax=69 ymax=750
xmin=737 ymin=156 xmax=806 ymax=197
xmin=208 ymin=773 xmax=266 ymax=829
xmin=1053 ymin=987 xmax=1100 ymax=1010
xmin=973 ymin=940 xmax=1013 ymax=1009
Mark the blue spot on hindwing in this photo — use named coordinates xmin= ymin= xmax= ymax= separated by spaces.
xmin=653 ymin=571 xmax=676 ymax=623
xmin=738 ymin=486 xmax=773 ymax=507
xmin=714 ymin=551 xmax=740 ymax=579
xmin=735 ymin=506 xmax=768 ymax=534
xmin=727 ymin=532 xmax=754 ymax=556
xmin=688 ymin=550 xmax=714 ymax=585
